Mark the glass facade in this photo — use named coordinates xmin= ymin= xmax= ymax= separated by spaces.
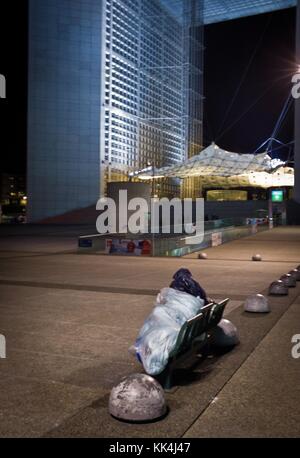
xmin=27 ymin=0 xmax=204 ymax=220
xmin=203 ymin=0 xmax=297 ymax=24
xmin=101 ymin=0 xmax=204 ymax=197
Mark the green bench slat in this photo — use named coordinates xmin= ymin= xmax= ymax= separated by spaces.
xmin=156 ymin=298 xmax=230 ymax=389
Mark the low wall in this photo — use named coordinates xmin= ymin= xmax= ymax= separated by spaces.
xmin=153 ymin=224 xmax=269 ymax=257
xmin=78 ymin=223 xmax=269 ymax=257
xmin=204 ymin=201 xmax=269 ymax=219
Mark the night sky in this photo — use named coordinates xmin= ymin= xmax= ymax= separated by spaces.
xmin=0 ymin=1 xmax=28 ymax=175
xmin=0 ymin=2 xmax=296 ymax=176
xmin=203 ymin=6 xmax=296 ymax=158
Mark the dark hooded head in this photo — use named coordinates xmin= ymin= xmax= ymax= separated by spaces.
xmin=172 ymin=268 xmax=192 ymax=281
xmin=170 ymin=268 xmax=208 ymax=304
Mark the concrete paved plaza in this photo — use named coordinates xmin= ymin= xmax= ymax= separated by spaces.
xmin=0 ymin=225 xmax=299 ymax=437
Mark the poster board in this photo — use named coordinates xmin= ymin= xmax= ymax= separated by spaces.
xmin=105 ymin=238 xmax=152 ymax=256
xmin=211 ymin=232 xmax=222 ymax=247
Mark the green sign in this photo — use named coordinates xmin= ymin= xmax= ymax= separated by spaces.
xmin=271 ymin=190 xmax=284 ymax=202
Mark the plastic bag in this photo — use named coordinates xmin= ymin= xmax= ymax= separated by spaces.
xmin=132 ymin=287 xmax=204 ymax=375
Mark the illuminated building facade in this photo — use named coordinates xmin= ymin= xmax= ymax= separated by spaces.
xmin=27 ymin=0 xmax=296 ymax=220
xmin=100 ymin=0 xmax=204 ymax=197
xmin=27 ymin=0 xmax=203 ymax=220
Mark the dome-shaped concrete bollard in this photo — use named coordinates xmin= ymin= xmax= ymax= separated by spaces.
xmin=244 ymin=294 xmax=270 ymax=313
xmin=252 ymin=254 xmax=262 ymax=261
xmin=109 ymin=373 xmax=167 ymax=422
xmin=268 ymin=280 xmax=289 ymax=296
xmin=289 ymin=269 xmax=300 ymax=281
xmin=210 ymin=319 xmax=239 ymax=347
xmin=280 ymin=274 xmax=296 ymax=288
xmin=198 ymin=252 xmax=208 ymax=259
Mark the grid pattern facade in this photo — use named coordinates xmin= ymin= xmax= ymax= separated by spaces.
xmin=203 ymin=0 xmax=297 ymax=24
xmin=27 ymin=0 xmax=204 ymax=220
xmin=27 ymin=0 xmax=102 ymax=221
xmin=101 ymin=0 xmax=204 ymax=196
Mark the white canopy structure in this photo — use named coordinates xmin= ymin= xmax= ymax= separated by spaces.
xmin=133 ymin=144 xmax=294 ymax=189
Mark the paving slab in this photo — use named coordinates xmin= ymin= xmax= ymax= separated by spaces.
xmin=0 ymin=253 xmax=297 ymax=297
xmin=44 ymin=287 xmax=300 ymax=437
xmin=184 ymin=296 xmax=300 ymax=438
xmin=0 ymin=374 xmax=104 ymax=438
xmin=0 ymin=226 xmax=299 ymax=437
xmin=185 ymin=226 xmax=300 ymax=262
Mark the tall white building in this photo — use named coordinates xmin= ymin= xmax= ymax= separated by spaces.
xmin=101 ymin=0 xmax=203 ymax=190
xmin=27 ymin=0 xmax=203 ymax=221
xmin=28 ymin=0 xmax=295 ymax=221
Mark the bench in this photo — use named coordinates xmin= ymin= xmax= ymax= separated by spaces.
xmin=155 ymin=298 xmax=229 ymax=389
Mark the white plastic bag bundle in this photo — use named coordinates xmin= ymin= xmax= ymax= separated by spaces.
xmin=132 ymin=287 xmax=204 ymax=375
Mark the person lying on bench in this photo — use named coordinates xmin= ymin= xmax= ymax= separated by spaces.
xmin=131 ymin=268 xmax=208 ymax=376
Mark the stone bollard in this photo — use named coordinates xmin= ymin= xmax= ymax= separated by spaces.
xmin=289 ymin=269 xmax=300 ymax=281
xmin=269 ymin=280 xmax=289 ymax=296
xmin=252 ymin=254 xmax=262 ymax=261
xmin=109 ymin=373 xmax=167 ymax=422
xmin=280 ymin=274 xmax=297 ymax=288
xmin=210 ymin=319 xmax=239 ymax=347
xmin=198 ymin=252 xmax=208 ymax=259
xmin=244 ymin=294 xmax=270 ymax=313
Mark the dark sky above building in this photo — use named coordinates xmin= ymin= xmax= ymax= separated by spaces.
xmin=203 ymin=6 xmax=296 ymax=158
xmin=0 ymin=1 xmax=28 ymax=176
xmin=0 ymin=2 xmax=296 ymax=175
